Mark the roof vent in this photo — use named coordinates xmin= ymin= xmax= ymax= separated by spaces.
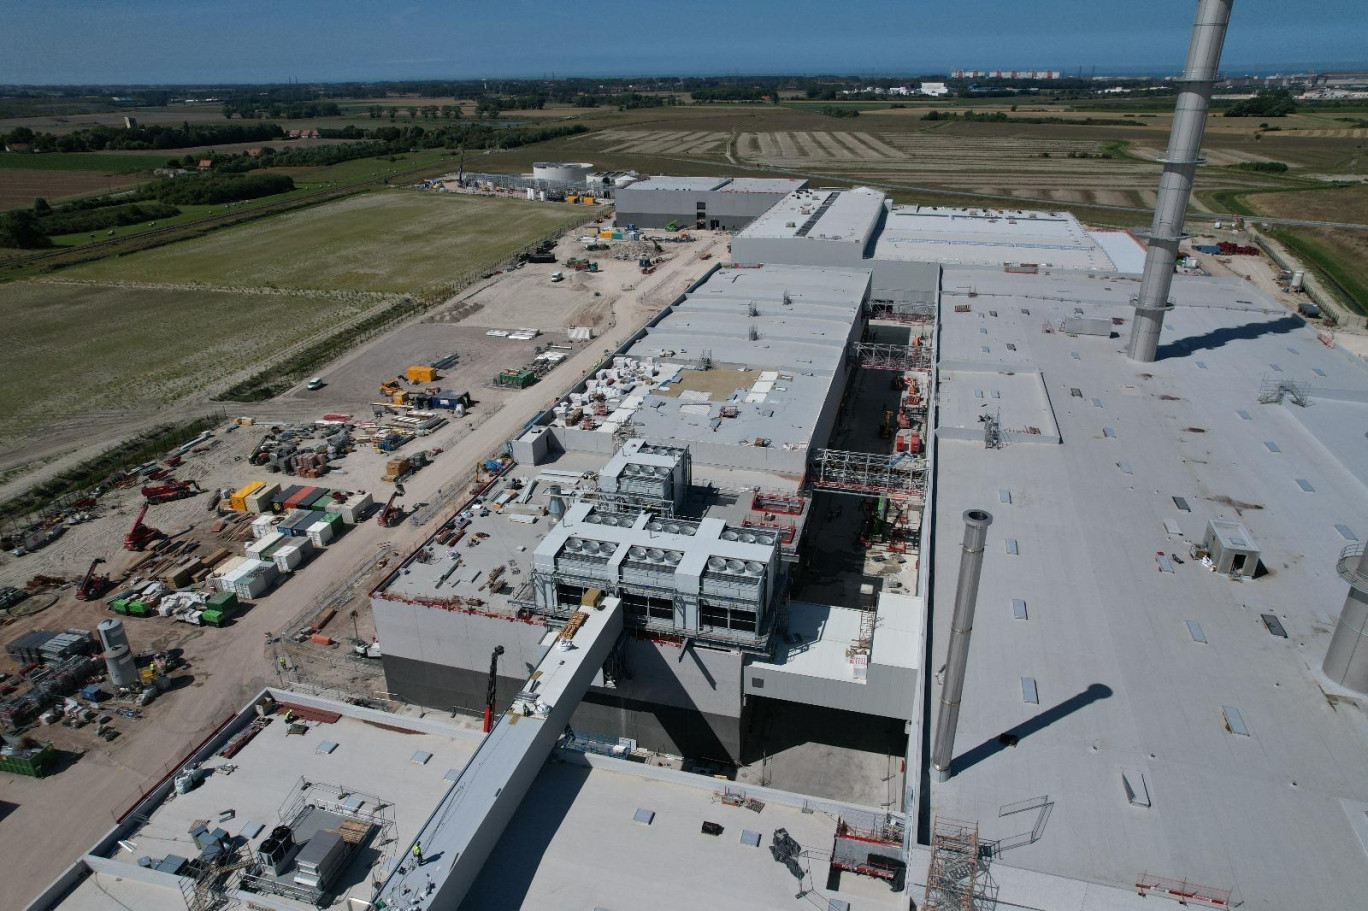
xmin=584 ymin=514 xmax=602 ymax=524
xmin=708 ymin=557 xmax=727 ymax=572
xmin=665 ymin=551 xmax=682 ymax=565
xmin=647 ymin=521 xmax=665 ymax=532
xmin=664 ymin=523 xmax=681 ymax=534
xmin=739 ymin=533 xmax=757 ymax=544
xmin=726 ymin=559 xmax=746 ymax=573
xmin=722 ymin=531 xmax=740 ymax=542
xmin=648 ymin=548 xmax=665 ymax=562
xmin=629 ymin=546 xmax=648 ymax=559
xmin=745 ymin=561 xmax=765 ymax=576
xmin=566 ymin=538 xmax=584 ymax=551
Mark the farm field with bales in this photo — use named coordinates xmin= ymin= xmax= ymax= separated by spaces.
xmin=63 ymin=190 xmax=582 ymax=293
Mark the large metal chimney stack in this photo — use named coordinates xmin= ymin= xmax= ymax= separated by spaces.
xmin=1323 ymin=545 xmax=1368 ymax=692
xmin=931 ymin=509 xmax=993 ymax=782
xmin=1126 ymin=0 xmax=1235 ymax=362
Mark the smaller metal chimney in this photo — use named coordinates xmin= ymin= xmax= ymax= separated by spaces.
xmin=1323 ymin=544 xmax=1368 ymax=692
xmin=931 ymin=509 xmax=993 ymax=782
xmin=547 ymin=484 xmax=567 ymax=521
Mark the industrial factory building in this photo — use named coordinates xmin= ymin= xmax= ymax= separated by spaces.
xmin=35 ymin=5 xmax=1368 ymax=909
xmin=613 ymin=175 xmax=808 ymax=230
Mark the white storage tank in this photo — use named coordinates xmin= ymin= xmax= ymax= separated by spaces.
xmin=97 ymin=617 xmax=131 ymax=654
xmin=105 ymin=644 xmax=138 ymax=688
xmin=533 ymin=161 xmax=594 ymax=184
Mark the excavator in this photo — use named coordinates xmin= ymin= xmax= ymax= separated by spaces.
xmin=75 ymin=558 xmax=110 ymax=601
xmin=124 ymin=503 xmax=163 ymax=551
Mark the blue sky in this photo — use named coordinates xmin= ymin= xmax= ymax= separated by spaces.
xmin=1 ymin=0 xmax=1364 ymax=84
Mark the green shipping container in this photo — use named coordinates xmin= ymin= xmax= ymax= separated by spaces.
xmin=127 ymin=601 xmax=149 ymax=616
xmin=321 ymin=512 xmax=344 ymax=532
xmin=207 ymin=591 xmax=238 ymax=610
xmin=111 ymin=599 xmax=129 ymax=614
xmin=0 ymin=742 xmax=56 ymax=778
xmin=306 ymin=490 xmax=334 ymax=510
xmin=201 ymin=609 xmax=225 ymax=627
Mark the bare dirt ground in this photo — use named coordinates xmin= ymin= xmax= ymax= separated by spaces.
xmin=0 ymin=169 xmax=146 ymax=208
xmin=0 ymin=228 xmax=725 ymax=907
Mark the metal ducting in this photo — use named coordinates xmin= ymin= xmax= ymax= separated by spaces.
xmin=1127 ymin=0 xmax=1235 ymax=363
xmin=931 ymin=509 xmax=994 ymax=782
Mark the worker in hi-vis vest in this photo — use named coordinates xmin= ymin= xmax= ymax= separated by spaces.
xmin=412 ymin=842 xmax=423 ymax=865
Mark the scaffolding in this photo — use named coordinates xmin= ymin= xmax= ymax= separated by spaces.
xmin=1257 ymin=376 xmax=1310 ymax=407
xmin=922 ymin=817 xmax=986 ymax=911
xmin=868 ymin=299 xmax=936 ymax=323
xmin=810 ymin=449 xmax=927 ymax=501
xmin=848 ymin=342 xmax=934 ymax=372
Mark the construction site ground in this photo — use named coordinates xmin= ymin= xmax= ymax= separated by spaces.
xmin=0 ymin=228 xmax=728 ymax=907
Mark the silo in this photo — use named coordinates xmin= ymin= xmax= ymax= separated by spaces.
xmin=1324 ymin=544 xmax=1368 ymax=692
xmin=105 ymin=644 xmax=138 ymax=688
xmin=97 ymin=617 xmax=130 ymax=654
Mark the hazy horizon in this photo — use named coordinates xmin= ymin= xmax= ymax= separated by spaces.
xmin=2 ymin=0 xmax=1365 ymax=86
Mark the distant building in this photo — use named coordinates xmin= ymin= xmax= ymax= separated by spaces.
xmin=919 ymin=82 xmax=949 ymax=97
xmin=197 ymin=159 xmax=212 ymax=170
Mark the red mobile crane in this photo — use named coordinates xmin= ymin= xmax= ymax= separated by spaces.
xmin=75 ymin=558 xmax=110 ymax=601
xmin=376 ymin=483 xmax=405 ymax=528
xmin=141 ymin=479 xmax=200 ymax=505
xmin=124 ymin=503 xmax=162 ymax=551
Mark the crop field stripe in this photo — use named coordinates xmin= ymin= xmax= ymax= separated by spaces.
xmin=856 ymin=132 xmax=905 ymax=158
xmin=810 ymin=132 xmax=850 ymax=158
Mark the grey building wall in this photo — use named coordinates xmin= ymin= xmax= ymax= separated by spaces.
xmin=743 ymin=659 xmax=917 ymax=721
xmin=616 ymin=188 xmax=793 ymax=231
xmin=731 ymin=235 xmax=872 ymax=270
xmin=870 ymin=260 xmax=941 ymax=302
xmin=548 ymin=425 xmax=813 ymax=475
xmin=375 ymin=598 xmax=750 ymax=761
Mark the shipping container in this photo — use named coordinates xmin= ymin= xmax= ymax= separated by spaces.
xmin=406 ymin=365 xmax=438 ymax=383
xmin=305 ymin=489 xmax=336 ymax=510
xmin=337 ymin=492 xmax=373 ymax=524
xmin=0 ymin=741 xmax=56 ymax=778
xmin=307 ymin=521 xmax=335 ymax=547
xmin=251 ymin=514 xmax=281 ymax=539
xmin=244 ymin=483 xmax=280 ymax=514
xmin=247 ymin=532 xmax=286 ymax=557
xmin=229 ymin=480 xmax=266 ymax=512
xmin=284 ymin=486 xmax=319 ymax=511
xmin=272 ymin=485 xmax=304 ymax=514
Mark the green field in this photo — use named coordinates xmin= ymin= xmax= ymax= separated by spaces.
xmin=0 ymin=282 xmax=370 ymax=443
xmin=0 ymin=151 xmax=170 ymax=172
xmin=64 ymin=190 xmax=582 ymax=293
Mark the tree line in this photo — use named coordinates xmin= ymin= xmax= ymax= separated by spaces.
xmin=3 ymin=121 xmax=283 ymax=153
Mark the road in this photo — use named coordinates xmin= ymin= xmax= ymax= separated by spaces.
xmin=3 ymin=234 xmax=723 ymax=907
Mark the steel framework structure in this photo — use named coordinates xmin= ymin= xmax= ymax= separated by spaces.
xmin=922 ymin=817 xmax=986 ymax=911
xmin=810 ymin=449 xmax=927 ymax=500
xmin=848 ymin=342 xmax=933 ymax=372
xmin=868 ymin=299 xmax=936 ymax=323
